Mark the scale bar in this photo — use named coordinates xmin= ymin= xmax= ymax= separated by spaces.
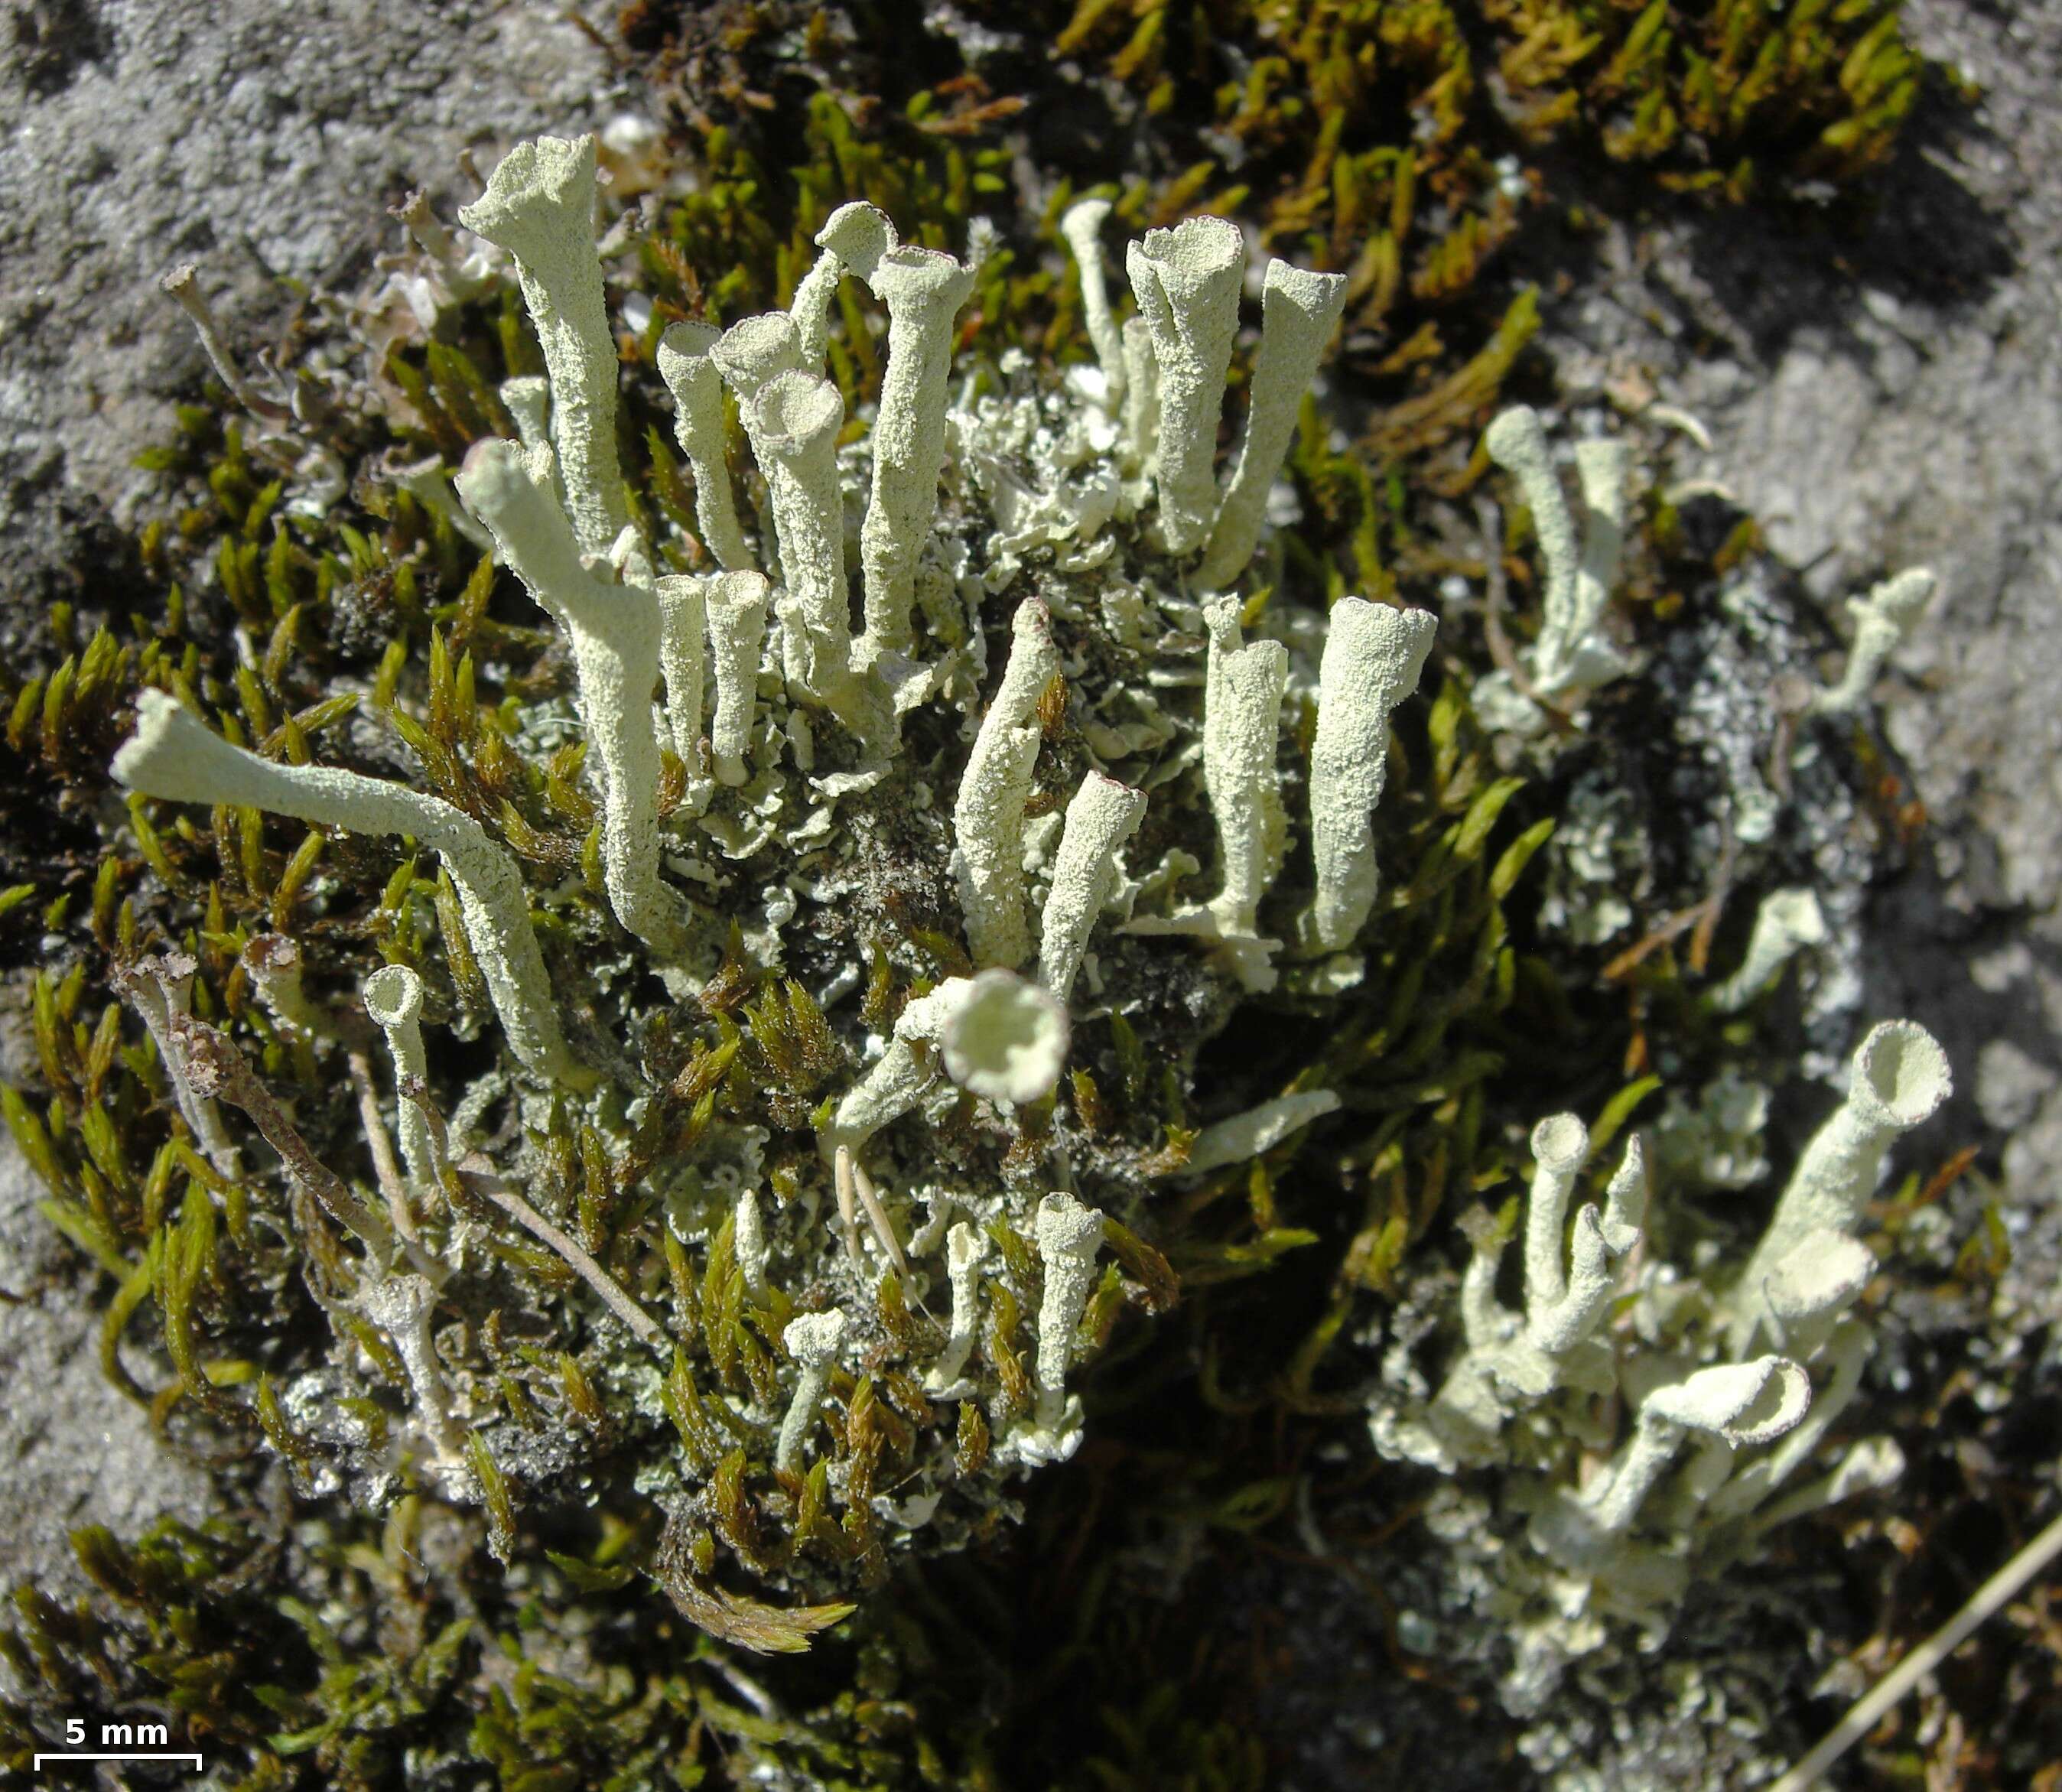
xmin=34 ymin=1754 xmax=204 ymax=1767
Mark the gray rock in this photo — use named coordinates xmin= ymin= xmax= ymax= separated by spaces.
xmin=0 ymin=1119 xmax=216 ymax=1594
xmin=0 ymin=0 xmax=626 ymax=650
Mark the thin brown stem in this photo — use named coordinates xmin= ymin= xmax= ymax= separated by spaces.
xmin=173 ymin=1014 xmax=387 ymax=1251
xmin=400 ymin=1075 xmax=667 ymax=1358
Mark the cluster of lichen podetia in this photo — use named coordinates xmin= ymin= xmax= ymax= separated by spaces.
xmin=1368 ymin=1019 xmax=1950 ymax=1705
xmin=97 ymin=130 xmax=1472 ymax=1632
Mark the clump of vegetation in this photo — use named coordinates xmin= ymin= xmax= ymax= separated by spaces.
xmin=0 ymin=12 xmax=2015 ymax=1781
xmin=5 ymin=128 xmax=1563 ymax=1646
xmin=1042 ymin=0 xmax=1924 ymax=229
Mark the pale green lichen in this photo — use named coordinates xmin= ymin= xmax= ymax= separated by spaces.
xmin=107 ymin=131 xmax=1455 ymax=1622
xmin=1370 ymin=1037 xmax=1946 ymax=1709
xmin=457 ymin=135 xmax=629 ymax=558
xmin=363 ymin=964 xmax=437 ymax=1202
xmin=1807 ymin=565 xmax=1936 ymax=717
xmin=113 ymin=690 xmax=583 ymax=1083
xmin=1470 ymin=405 xmax=1636 ymax=736
xmin=1125 ymin=218 xmax=1245 ymax=552
xmin=0 ymin=24 xmax=1979 ymax=1778
xmin=1727 ymin=1018 xmax=1951 ymax=1351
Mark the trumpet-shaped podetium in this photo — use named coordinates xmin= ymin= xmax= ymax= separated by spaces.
xmin=1307 ymin=600 xmax=1438 ymax=953
xmin=816 ymin=202 xmax=975 ymax=660
xmin=953 ymin=600 xmax=1061 ymax=970
xmin=1727 ymin=1017 xmax=1950 ymax=1350
xmin=776 ymin=1309 xmax=849 ymax=1474
xmin=1471 ymin=405 xmax=1638 ymax=734
xmin=457 ymin=134 xmax=627 ymax=558
xmin=363 ymin=965 xmax=440 ymax=1201
xmin=655 ymin=320 xmax=753 ymax=573
xmin=1126 ymin=217 xmax=1244 ymax=553
xmin=1709 ymin=886 xmax=1828 ymax=1013
xmin=1196 ymin=261 xmax=1348 ymax=591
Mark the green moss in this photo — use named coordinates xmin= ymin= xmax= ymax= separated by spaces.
xmin=1034 ymin=0 xmax=1924 ymax=223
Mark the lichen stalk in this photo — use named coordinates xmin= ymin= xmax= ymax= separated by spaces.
xmin=925 ymin=1221 xmax=987 ymax=1397
xmin=705 ymin=570 xmax=771 ymax=786
xmin=242 ymin=934 xmax=330 ymax=1040
xmin=1728 ymin=1019 xmax=1950 ymax=1349
xmin=1484 ymin=405 xmax=1579 ymax=658
xmin=1197 ymin=261 xmax=1348 ymax=590
xmin=818 ymin=978 xmax=964 ymax=1163
xmin=655 ymin=573 xmax=708 ymax=793
xmin=363 ymin=965 xmax=441 ymax=1205
xmin=710 ymin=312 xmax=804 ymax=477
xmin=1582 ymin=1358 xmax=1811 ymax=1536
xmin=112 ymin=953 xmax=241 ymax=1177
xmin=159 ymin=265 xmax=291 ymax=426
xmin=1709 ymin=888 xmax=1827 ymax=1013
xmin=356 ymin=1272 xmax=467 ymax=1473
xmin=1306 ymin=599 xmax=1436 ymax=951
xmin=456 ymin=439 xmax=684 ymax=958
xmin=112 ymin=691 xmax=584 ymax=1085
xmin=500 ymin=375 xmax=551 ymax=456
xmin=1125 ymin=216 xmax=1244 ymax=553
xmin=1060 ymin=198 xmax=1127 ymax=408
xmin=1522 ymin=1113 xmax=1589 ymax=1319
xmin=1201 ymin=598 xmax=1289 ymax=964
xmin=1038 ymin=771 xmax=1147 ymax=1000
xmin=746 ymin=369 xmax=853 ymax=707
xmin=953 ymin=600 xmax=1061 ymax=969
xmin=457 ymin=135 xmax=628 ymax=558
xmin=1759 ymin=1229 xmax=1875 ymax=1363
xmin=1119 ymin=316 xmax=1160 ymax=474
xmin=1031 ymin=1192 xmax=1106 ymax=1429
xmin=817 ymin=202 xmax=975 ymax=660
xmin=788 ymin=245 xmax=843 ymax=374
xmin=656 ymin=322 xmax=754 ymax=573
xmin=734 ymin=1187 xmax=769 ymax=1299
xmin=1808 ymin=566 xmax=1936 ymax=717
xmin=1553 ymin=437 xmax=1632 ymax=693
xmin=776 ymin=1309 xmax=848 ymax=1474
xmin=1711 ymin=1324 xmax=1875 ymax=1525
xmin=1182 ymin=1090 xmax=1342 ymax=1177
